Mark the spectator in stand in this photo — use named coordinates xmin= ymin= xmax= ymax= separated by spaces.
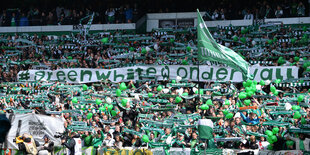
xmin=115 ymin=6 xmax=125 ymax=23
xmin=10 ymin=12 xmax=17 ymax=26
xmin=40 ymin=12 xmax=47 ymax=25
xmin=47 ymin=12 xmax=55 ymax=25
xmin=297 ymin=2 xmax=306 ymax=16
xmin=275 ymin=6 xmax=284 ymax=18
xmin=124 ymin=4 xmax=133 ymax=23
xmin=0 ymin=10 xmax=10 ymax=26
xmin=219 ymin=8 xmax=225 ymax=20
xmin=212 ymin=9 xmax=219 ymax=20
xmin=244 ymin=10 xmax=254 ymax=20
xmin=265 ymin=4 xmax=273 ymax=18
xmin=290 ymin=0 xmax=298 ymax=17
xmin=19 ymin=13 xmax=29 ymax=26
xmin=105 ymin=8 xmax=115 ymax=24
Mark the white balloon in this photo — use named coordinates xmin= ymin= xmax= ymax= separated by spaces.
xmin=252 ymin=40 xmax=256 ymax=45
xmin=146 ymin=46 xmax=151 ymax=52
xmin=176 ymin=76 xmax=182 ymax=82
xmin=154 ymin=44 xmax=159 ymax=50
xmin=106 ymin=97 xmax=112 ymax=104
xmin=225 ymin=42 xmax=230 ymax=47
xmin=256 ymin=85 xmax=262 ymax=90
xmin=192 ymin=87 xmax=198 ymax=93
xmin=177 ymin=88 xmax=184 ymax=95
xmin=162 ymin=89 xmax=169 ymax=94
xmin=265 ymin=80 xmax=271 ymax=85
xmin=285 ymin=103 xmax=292 ymax=110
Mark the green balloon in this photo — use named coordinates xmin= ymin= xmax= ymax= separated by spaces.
xmin=242 ymin=82 xmax=247 ymax=87
xmin=267 ymin=144 xmax=273 ymax=150
xmin=87 ymin=113 xmax=93 ymax=119
xmin=294 ymin=56 xmax=300 ymax=62
xmin=116 ymin=89 xmax=122 ymax=97
xmin=240 ymin=37 xmax=246 ymax=43
xmin=157 ymin=85 xmax=163 ymax=91
xmin=265 ymin=130 xmax=273 ymax=137
xmin=130 ymin=47 xmax=135 ymax=52
xmin=225 ymin=100 xmax=230 ymax=105
xmin=241 ymin=29 xmax=246 ymax=34
xmin=107 ymin=104 xmax=113 ymax=111
xmin=270 ymin=86 xmax=276 ymax=93
xmin=222 ymin=110 xmax=228 ymax=115
xmin=200 ymin=104 xmax=209 ymax=110
xmin=172 ymin=80 xmax=176 ymax=83
xmin=142 ymin=135 xmax=149 ymax=143
xmin=273 ymin=37 xmax=278 ymax=42
xmin=120 ymin=82 xmax=127 ymax=91
xmin=298 ymin=95 xmax=304 ymax=102
xmin=246 ymin=91 xmax=254 ymax=97
xmin=182 ymin=92 xmax=188 ymax=96
xmin=170 ymin=38 xmax=175 ymax=43
xmin=239 ymin=92 xmax=247 ymax=99
xmin=292 ymin=105 xmax=301 ymax=110
xmin=274 ymin=79 xmax=281 ymax=84
xmin=225 ymin=113 xmax=234 ymax=119
xmin=206 ymin=99 xmax=213 ymax=105
xmin=101 ymin=37 xmax=108 ymax=43
xmin=244 ymin=99 xmax=251 ymax=106
xmin=246 ymin=80 xmax=252 ymax=87
xmin=267 ymin=39 xmax=273 ymax=45
xmin=99 ymin=107 xmax=105 ymax=111
xmin=96 ymin=99 xmax=102 ymax=105
xmin=291 ymin=38 xmax=297 ymax=44
xmin=273 ymin=91 xmax=279 ymax=96
xmin=272 ymin=127 xmax=279 ymax=134
xmin=186 ymin=46 xmax=191 ymax=51
xmin=72 ymin=97 xmax=78 ymax=104
xmin=233 ymin=36 xmax=238 ymax=42
xmin=111 ymin=110 xmax=117 ymax=116
xmin=175 ymin=96 xmax=182 ymax=103
xmin=294 ymin=111 xmax=301 ymax=119
xmin=83 ymin=84 xmax=88 ymax=91
xmin=259 ymin=80 xmax=265 ymax=86
xmin=148 ymin=92 xmax=153 ymax=98
xmin=104 ymin=103 xmax=108 ymax=109
xmin=67 ymin=56 xmax=72 ymax=60
xmin=271 ymin=135 xmax=277 ymax=142
xmin=182 ymin=59 xmax=189 ymax=65
xmin=121 ymin=99 xmax=128 ymax=107
xmin=141 ymin=48 xmax=147 ymax=54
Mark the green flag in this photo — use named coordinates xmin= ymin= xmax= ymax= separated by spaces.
xmin=198 ymin=119 xmax=214 ymax=140
xmin=197 ymin=10 xmax=250 ymax=78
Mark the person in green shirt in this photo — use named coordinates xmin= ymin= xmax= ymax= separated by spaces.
xmin=91 ymin=130 xmax=104 ymax=153
xmin=81 ymin=131 xmax=93 ymax=147
xmin=172 ymin=133 xmax=186 ymax=148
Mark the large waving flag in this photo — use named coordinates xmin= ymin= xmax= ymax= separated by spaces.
xmin=197 ymin=10 xmax=251 ymax=78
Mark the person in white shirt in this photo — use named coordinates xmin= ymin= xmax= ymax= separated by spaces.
xmin=275 ymin=6 xmax=283 ymax=18
xmin=257 ymin=136 xmax=269 ymax=150
xmin=244 ymin=10 xmax=253 ymax=20
xmin=103 ymin=133 xmax=115 ymax=147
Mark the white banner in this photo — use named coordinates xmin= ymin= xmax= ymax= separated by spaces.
xmin=17 ymin=65 xmax=299 ymax=83
xmin=5 ymin=113 xmax=65 ymax=149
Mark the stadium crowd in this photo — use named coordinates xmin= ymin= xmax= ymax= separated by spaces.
xmin=0 ymin=18 xmax=310 ymax=154
xmin=0 ymin=0 xmax=309 ymax=26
